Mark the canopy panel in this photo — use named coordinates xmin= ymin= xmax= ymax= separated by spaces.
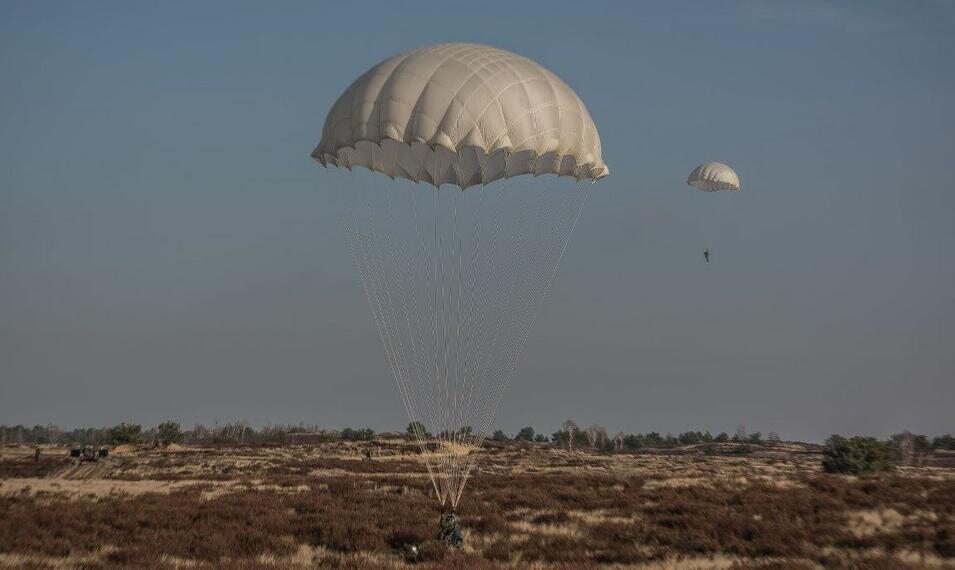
xmin=687 ymin=161 xmax=740 ymax=192
xmin=313 ymin=43 xmax=609 ymax=188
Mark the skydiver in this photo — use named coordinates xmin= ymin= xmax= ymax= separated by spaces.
xmin=703 ymin=248 xmax=711 ymax=263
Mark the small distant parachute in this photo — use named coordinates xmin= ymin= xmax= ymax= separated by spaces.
xmin=687 ymin=162 xmax=740 ymax=192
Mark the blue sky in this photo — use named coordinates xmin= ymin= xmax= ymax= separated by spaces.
xmin=2 ymin=1 xmax=953 ymax=441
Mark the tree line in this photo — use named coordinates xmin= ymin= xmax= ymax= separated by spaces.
xmin=2 ymin=422 xmax=953 ymax=455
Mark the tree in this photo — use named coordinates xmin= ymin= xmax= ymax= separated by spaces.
xmin=516 ymin=427 xmax=536 ymax=442
xmin=585 ymin=424 xmax=608 ymax=450
xmin=748 ymin=432 xmax=762 ymax=443
xmin=491 ymin=430 xmax=509 ymax=442
xmin=109 ymin=423 xmax=142 ymax=445
xmin=891 ymin=431 xmax=932 ymax=466
xmin=932 ymin=434 xmax=955 ymax=450
xmin=822 ymin=435 xmax=894 ymax=474
xmin=678 ymin=431 xmax=704 ymax=445
xmin=156 ymin=421 xmax=183 ymax=446
xmin=643 ymin=432 xmax=665 ymax=447
xmin=534 ymin=433 xmax=547 ymax=443
xmin=733 ymin=424 xmax=747 ymax=442
xmin=622 ymin=434 xmax=643 ymax=450
xmin=612 ymin=431 xmax=625 ymax=451
xmin=341 ymin=427 xmax=375 ymax=441
xmin=714 ymin=432 xmax=729 ymax=443
xmin=556 ymin=419 xmax=579 ymax=451
xmin=405 ymin=421 xmax=430 ymax=440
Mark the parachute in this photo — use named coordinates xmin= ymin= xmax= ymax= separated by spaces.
xmin=686 ymin=162 xmax=740 ymax=192
xmin=313 ymin=43 xmax=608 ymax=509
xmin=685 ymin=162 xmax=740 ymax=258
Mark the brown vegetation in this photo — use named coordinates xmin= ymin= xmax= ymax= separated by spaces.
xmin=1 ymin=441 xmax=953 ymax=568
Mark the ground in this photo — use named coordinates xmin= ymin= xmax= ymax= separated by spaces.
xmin=1 ymin=441 xmax=954 ymax=569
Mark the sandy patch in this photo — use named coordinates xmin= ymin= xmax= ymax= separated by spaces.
xmin=0 ymin=477 xmax=207 ymax=499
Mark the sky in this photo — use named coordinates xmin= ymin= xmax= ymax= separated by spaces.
xmin=1 ymin=1 xmax=953 ymax=442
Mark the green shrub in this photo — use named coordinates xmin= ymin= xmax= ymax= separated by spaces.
xmin=821 ymin=435 xmax=893 ymax=474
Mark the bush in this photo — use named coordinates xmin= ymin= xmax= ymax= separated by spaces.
xmin=822 ymin=435 xmax=894 ymax=474
xmin=491 ymin=430 xmax=509 ymax=442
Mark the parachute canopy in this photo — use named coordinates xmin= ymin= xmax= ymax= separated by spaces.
xmin=687 ymin=162 xmax=740 ymax=192
xmin=312 ymin=43 xmax=609 ymax=188
xmin=314 ymin=43 xmax=606 ymax=509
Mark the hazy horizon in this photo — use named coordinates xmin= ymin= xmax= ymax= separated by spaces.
xmin=2 ymin=1 xmax=953 ymax=442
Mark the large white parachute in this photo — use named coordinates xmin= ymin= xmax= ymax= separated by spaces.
xmin=313 ymin=43 xmax=607 ymax=509
xmin=313 ymin=43 xmax=608 ymax=188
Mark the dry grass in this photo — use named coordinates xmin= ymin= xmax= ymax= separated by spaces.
xmin=0 ymin=442 xmax=953 ymax=568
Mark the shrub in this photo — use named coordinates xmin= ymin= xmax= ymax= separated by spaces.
xmin=822 ymin=435 xmax=894 ymax=474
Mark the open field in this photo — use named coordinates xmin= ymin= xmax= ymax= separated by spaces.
xmin=1 ymin=441 xmax=954 ymax=569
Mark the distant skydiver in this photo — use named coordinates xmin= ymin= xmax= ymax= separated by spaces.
xmin=686 ymin=162 xmax=741 ymax=260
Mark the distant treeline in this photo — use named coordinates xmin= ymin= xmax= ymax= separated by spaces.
xmin=1 ymin=422 xmax=953 ymax=452
xmin=0 ymin=422 xmax=378 ymax=447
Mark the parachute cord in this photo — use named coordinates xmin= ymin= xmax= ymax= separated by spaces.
xmin=455 ymin=184 xmax=488 ymax=494
xmin=449 ymin=184 xmax=488 ymax=490
xmin=467 ymin=179 xmax=542 ymax=444
xmin=430 ymin=183 xmax=446 ymax=504
xmin=340 ymin=166 xmax=592 ymax=509
xmin=439 ymin=186 xmax=455 ymax=496
xmin=455 ymin=183 xmax=590 ymax=507
xmin=385 ymin=179 xmax=437 ymax=480
xmin=464 ymin=178 xmax=532 ymax=449
xmin=451 ymin=180 xmax=501 ymax=494
xmin=361 ymin=176 xmax=425 ymax=465
xmin=462 ymin=181 xmax=507 ymax=425
xmin=448 ymin=179 xmax=537 ymax=507
xmin=339 ymin=171 xmax=440 ymax=500
xmin=409 ymin=181 xmax=443 ymax=477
